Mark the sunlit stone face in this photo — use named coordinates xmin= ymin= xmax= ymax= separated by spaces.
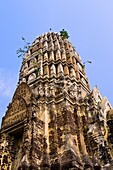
xmin=0 ymin=32 xmax=113 ymax=170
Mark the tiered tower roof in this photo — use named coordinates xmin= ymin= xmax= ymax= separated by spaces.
xmin=19 ymin=32 xmax=90 ymax=99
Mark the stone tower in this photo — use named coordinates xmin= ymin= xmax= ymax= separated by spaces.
xmin=0 ymin=32 xmax=113 ymax=170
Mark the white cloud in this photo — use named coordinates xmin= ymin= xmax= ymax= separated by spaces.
xmin=0 ymin=68 xmax=17 ymax=97
xmin=0 ymin=68 xmax=18 ymax=124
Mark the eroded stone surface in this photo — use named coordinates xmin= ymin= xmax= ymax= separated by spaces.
xmin=0 ymin=32 xmax=113 ymax=170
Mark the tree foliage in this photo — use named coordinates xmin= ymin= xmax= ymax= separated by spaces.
xmin=83 ymin=61 xmax=92 ymax=68
xmin=16 ymin=37 xmax=30 ymax=58
xmin=60 ymin=29 xmax=69 ymax=39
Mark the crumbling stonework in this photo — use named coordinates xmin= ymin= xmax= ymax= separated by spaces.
xmin=0 ymin=32 xmax=113 ymax=169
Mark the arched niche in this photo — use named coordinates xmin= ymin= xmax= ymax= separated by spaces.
xmin=2 ymin=96 xmax=27 ymax=129
xmin=92 ymin=86 xmax=102 ymax=103
xmin=28 ymin=73 xmax=36 ymax=81
xmin=13 ymin=82 xmax=32 ymax=104
xmin=101 ymin=97 xmax=112 ymax=112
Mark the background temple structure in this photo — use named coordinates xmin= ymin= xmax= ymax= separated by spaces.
xmin=0 ymin=32 xmax=113 ymax=170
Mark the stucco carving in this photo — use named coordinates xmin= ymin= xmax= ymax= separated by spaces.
xmin=0 ymin=32 xmax=113 ymax=170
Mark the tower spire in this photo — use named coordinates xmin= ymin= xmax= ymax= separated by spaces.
xmin=0 ymin=32 xmax=113 ymax=170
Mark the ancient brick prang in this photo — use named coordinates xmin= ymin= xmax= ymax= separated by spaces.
xmin=0 ymin=32 xmax=113 ymax=170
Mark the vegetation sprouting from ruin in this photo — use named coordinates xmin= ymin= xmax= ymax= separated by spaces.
xmin=16 ymin=37 xmax=30 ymax=58
xmin=60 ymin=29 xmax=69 ymax=39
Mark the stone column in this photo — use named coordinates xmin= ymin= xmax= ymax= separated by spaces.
xmin=70 ymin=67 xmax=76 ymax=78
xmin=61 ymin=49 xmax=66 ymax=61
xmin=64 ymin=65 xmax=69 ymax=76
xmin=57 ymin=63 xmax=63 ymax=77
xmin=72 ymin=57 xmax=77 ymax=70
xmin=49 ymin=50 xmax=54 ymax=61
xmin=56 ymin=49 xmax=61 ymax=60
xmin=43 ymin=52 xmax=48 ymax=62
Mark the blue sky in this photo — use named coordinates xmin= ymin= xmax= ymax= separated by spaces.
xmin=0 ymin=0 xmax=113 ymax=123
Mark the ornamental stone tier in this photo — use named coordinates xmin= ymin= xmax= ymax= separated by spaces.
xmin=0 ymin=32 xmax=113 ymax=170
